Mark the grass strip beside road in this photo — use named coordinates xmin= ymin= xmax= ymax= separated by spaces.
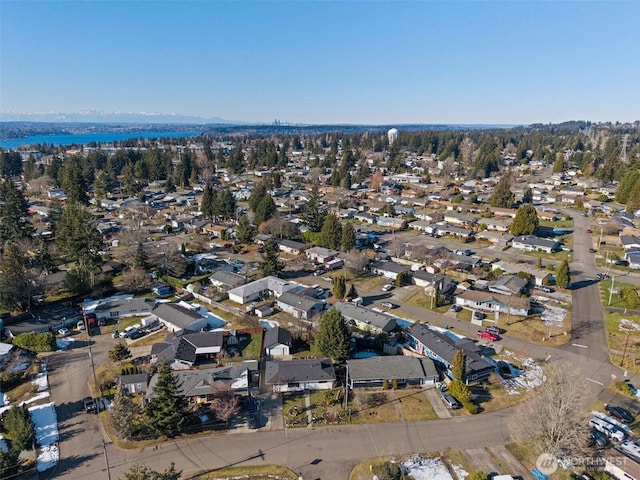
xmin=193 ymin=465 xmax=299 ymax=480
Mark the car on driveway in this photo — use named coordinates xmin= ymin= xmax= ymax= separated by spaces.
xmin=472 ymin=311 xmax=486 ymax=321
xmin=381 ymin=301 xmax=397 ymax=309
xmin=605 ymin=404 xmax=634 ymax=423
xmin=450 ymin=305 xmax=462 ymax=313
xmin=625 ymin=380 xmax=638 ymax=395
xmin=477 ymin=330 xmax=499 ymax=341
xmin=381 ymin=284 xmax=394 ymax=292
xmin=313 ymin=269 xmax=326 ymax=276
xmin=58 ymin=328 xmax=70 ymax=337
xmin=83 ymin=397 xmax=97 ymax=413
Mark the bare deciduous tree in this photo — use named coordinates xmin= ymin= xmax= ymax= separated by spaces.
xmin=345 ymin=251 xmax=369 ymax=275
xmin=509 ymin=363 xmax=590 ymax=457
xmin=121 ymin=267 xmax=152 ymax=292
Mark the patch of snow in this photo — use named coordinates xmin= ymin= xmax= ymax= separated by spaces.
xmin=32 ymin=373 xmax=48 ymax=392
xmin=540 ymin=304 xmax=567 ymax=327
xmin=37 ymin=444 xmax=59 ymax=472
xmin=452 ymin=464 xmax=469 ymax=480
xmin=20 ymin=391 xmax=50 ymax=406
xmin=0 ymin=406 xmax=10 ymax=416
xmin=501 ymin=352 xmax=545 ymax=395
xmin=402 ymin=456 xmax=455 ymax=480
xmin=29 ymin=402 xmax=59 ymax=446
xmin=56 ymin=337 xmax=75 ymax=350
xmin=620 ymin=319 xmax=640 ymax=331
xmin=259 ymin=319 xmax=279 ymax=330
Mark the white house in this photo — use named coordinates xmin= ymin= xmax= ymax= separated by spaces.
xmin=455 ymin=290 xmax=530 ymax=317
xmin=149 ymin=303 xmax=208 ymax=334
xmin=511 ymin=235 xmax=559 ymax=253
xmin=227 ymin=276 xmax=298 ymax=305
xmin=264 ymin=327 xmax=292 ymax=357
xmin=305 ymin=247 xmax=340 ymax=264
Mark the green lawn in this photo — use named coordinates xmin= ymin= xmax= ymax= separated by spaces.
xmin=539 ymin=219 xmax=573 ymax=228
xmin=600 ymin=278 xmax=639 ymax=309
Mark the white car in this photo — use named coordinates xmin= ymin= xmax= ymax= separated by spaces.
xmin=58 ymin=328 xmax=70 ymax=337
xmin=120 ymin=325 xmax=140 ymax=338
xmin=381 ymin=284 xmax=394 ymax=292
xmin=381 ymin=301 xmax=397 ymax=309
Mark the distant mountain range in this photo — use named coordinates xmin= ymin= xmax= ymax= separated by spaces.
xmin=0 ymin=110 xmax=244 ymax=124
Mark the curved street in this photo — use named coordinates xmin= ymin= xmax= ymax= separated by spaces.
xmin=47 ymin=214 xmax=638 ymax=480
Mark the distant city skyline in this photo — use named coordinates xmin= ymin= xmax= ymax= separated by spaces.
xmin=1 ymin=1 xmax=639 ymax=124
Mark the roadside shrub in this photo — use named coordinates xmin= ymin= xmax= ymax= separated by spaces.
xmin=616 ymin=381 xmax=633 ymax=396
xmin=449 ymin=380 xmax=472 ymax=402
xmin=12 ymin=332 xmax=56 ymax=353
xmin=366 ymin=393 xmax=387 ymax=409
xmin=391 ymin=379 xmax=398 ymax=390
xmin=461 ymin=400 xmax=478 ymax=414
xmin=370 ymin=461 xmax=403 ymax=480
xmin=468 ymin=471 xmax=488 ymax=480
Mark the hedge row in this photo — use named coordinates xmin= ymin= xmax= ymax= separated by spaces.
xmin=12 ymin=332 xmax=57 ymax=353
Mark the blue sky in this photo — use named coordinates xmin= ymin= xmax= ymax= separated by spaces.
xmin=1 ymin=1 xmax=639 ymax=124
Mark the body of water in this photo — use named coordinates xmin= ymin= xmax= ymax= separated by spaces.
xmin=0 ymin=130 xmax=201 ymax=149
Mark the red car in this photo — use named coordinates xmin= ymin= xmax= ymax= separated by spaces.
xmin=477 ymin=330 xmax=499 ymax=341
xmin=587 ymin=229 xmax=592 ymax=233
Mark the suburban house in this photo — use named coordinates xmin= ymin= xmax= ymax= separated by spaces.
xmin=411 ymin=271 xmax=458 ymax=296
xmin=210 ymin=270 xmax=247 ymax=291
xmin=408 ymin=220 xmax=432 ymax=232
xmin=475 ymin=230 xmax=513 ymax=247
xmin=354 ymin=212 xmax=377 ymax=224
xmin=376 ymin=217 xmax=404 ymax=229
xmin=227 ymin=276 xmax=298 ymax=305
xmin=455 ymin=290 xmax=530 ymax=317
xmin=264 ymin=358 xmax=336 ymax=392
xmin=370 ymin=260 xmax=409 ymax=280
xmin=406 ymin=323 xmax=494 ymax=384
xmin=264 ymin=326 xmax=293 ymax=357
xmin=152 ymin=283 xmax=172 ymax=296
xmin=305 ymin=246 xmax=340 ymax=264
xmin=621 ymin=235 xmax=640 ymax=251
xmin=174 ymin=331 xmax=225 ymax=366
xmin=149 ymin=303 xmax=209 ymax=334
xmin=146 ymin=364 xmax=253 ymax=404
xmin=149 ymin=338 xmax=180 ymax=364
xmin=276 ymin=288 xmax=326 ymax=320
xmin=347 ymin=355 xmax=439 ymax=389
xmin=117 ymin=373 xmax=150 ymax=395
xmin=491 ymin=261 xmax=552 ymax=286
xmin=83 ymin=295 xmax=155 ymax=321
xmin=481 ymin=218 xmax=511 ymax=232
xmin=511 ymin=235 xmax=560 ymax=253
xmin=443 ymin=213 xmax=478 ymax=227
xmin=278 ymin=239 xmax=306 ymax=256
xmin=434 ymin=224 xmax=475 ymax=241
xmin=254 ymin=233 xmax=272 ymax=245
xmin=487 ymin=275 xmax=529 ymax=296
xmin=335 ymin=302 xmax=397 ymax=335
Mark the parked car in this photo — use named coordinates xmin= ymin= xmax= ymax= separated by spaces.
xmin=590 ymin=428 xmax=609 ymax=448
xmin=313 ymin=269 xmax=326 ymax=276
xmin=605 ymin=404 xmax=634 ymax=423
xmin=534 ymin=285 xmax=555 ymax=293
xmin=625 ymin=380 xmax=638 ymax=395
xmin=381 ymin=301 xmax=397 ymax=309
xmin=586 ymin=229 xmax=592 ymax=233
xmin=381 ymin=284 xmax=394 ymax=292
xmin=450 ymin=305 xmax=462 ymax=313
xmin=440 ymin=393 xmax=461 ymax=409
xmin=119 ymin=325 xmax=140 ymax=339
xmin=322 ymin=276 xmax=333 ymax=282
xmin=614 ymin=259 xmax=629 ymax=266
xmin=486 ymin=326 xmax=503 ymax=335
xmin=589 ymin=248 xmax=597 ymax=253
xmin=477 ymin=330 xmax=499 ymax=341
xmin=472 ymin=311 xmax=486 ymax=321
xmin=57 ymin=328 xmax=70 ymax=337
xmin=83 ymin=397 xmax=97 ymax=413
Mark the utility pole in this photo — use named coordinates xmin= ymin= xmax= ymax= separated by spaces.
xmin=608 ymin=275 xmax=616 ymax=306
xmin=621 ymin=328 xmax=632 ymax=367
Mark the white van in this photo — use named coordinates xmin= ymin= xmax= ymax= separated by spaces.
xmin=119 ymin=325 xmax=140 ymax=339
xmin=589 ymin=417 xmax=625 ymax=442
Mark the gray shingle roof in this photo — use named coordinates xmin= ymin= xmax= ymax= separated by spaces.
xmin=334 ymin=302 xmax=397 ymax=333
xmin=264 ymin=358 xmax=336 ymax=385
xmin=264 ymin=327 xmax=292 ymax=349
xmin=347 ymin=356 xmax=438 ymax=382
xmin=152 ymin=303 xmax=205 ymax=329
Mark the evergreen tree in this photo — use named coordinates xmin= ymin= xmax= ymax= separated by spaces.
xmin=341 ymin=221 xmax=356 ymax=252
xmin=509 ymin=204 xmax=540 ymax=236
xmin=235 ymin=215 xmax=254 ymax=244
xmin=32 ymin=236 xmax=54 ymax=273
xmin=552 ymin=152 xmax=565 ymax=173
xmin=314 ymin=307 xmax=351 ymax=363
xmin=145 ymin=361 xmax=188 ymax=436
xmin=61 ymin=154 xmax=90 ymax=204
xmin=213 ymin=188 xmax=237 ymax=221
xmin=122 ymin=463 xmax=181 ymax=480
xmin=0 ymin=449 xmax=23 ymax=480
xmin=110 ymin=385 xmax=138 ymax=439
xmin=332 ymin=275 xmax=346 ymax=300
xmin=347 ymin=284 xmax=358 ymax=300
xmin=615 ymin=171 xmax=640 ymax=204
xmin=259 ymin=237 xmax=284 ymax=277
xmin=0 ymin=180 xmax=33 ymax=244
xmin=1 ymin=404 xmax=35 ymax=451
xmin=522 ymin=187 xmax=533 ymax=204
xmin=248 ymin=181 xmax=268 ymax=212
xmin=134 ymin=242 xmax=149 ymax=269
xmin=626 ymin=179 xmax=640 ymax=214
xmin=109 ymin=342 xmax=132 ymax=364
xmin=55 ymin=203 xmax=103 ymax=281
xmin=452 ymin=350 xmax=466 ymax=382
xmin=201 ymin=185 xmax=215 ymax=220
xmin=254 ymin=195 xmax=276 ymax=225
xmin=0 ymin=243 xmax=37 ymax=311
xmin=0 ymin=151 xmax=23 ymax=177
xmin=488 ymin=174 xmax=515 ymax=208
xmin=302 ymin=185 xmax=327 ymax=232
xmin=164 ymin=176 xmax=176 ymax=193
xmin=320 ymin=213 xmax=342 ymax=250
xmin=395 ymin=271 xmax=410 ymax=288
xmin=556 ymin=259 xmax=571 ymax=289
xmin=92 ymin=169 xmax=110 ymax=204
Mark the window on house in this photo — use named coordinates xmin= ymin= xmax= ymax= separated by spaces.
xmin=110 ymin=312 xmax=119 ymax=318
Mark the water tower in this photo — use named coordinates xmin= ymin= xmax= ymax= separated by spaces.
xmin=387 ymin=128 xmax=398 ymax=146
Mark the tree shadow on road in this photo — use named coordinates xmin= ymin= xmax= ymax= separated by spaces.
xmin=48 ymin=452 xmax=101 ymax=477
